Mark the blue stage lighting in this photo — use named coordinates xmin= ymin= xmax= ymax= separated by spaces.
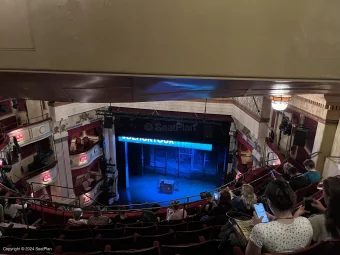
xmin=118 ymin=136 xmax=212 ymax=151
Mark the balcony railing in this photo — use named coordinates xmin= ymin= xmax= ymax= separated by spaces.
xmin=70 ymin=143 xmax=103 ymax=169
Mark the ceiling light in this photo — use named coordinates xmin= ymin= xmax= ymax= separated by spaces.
xmin=270 ymin=96 xmax=291 ymax=111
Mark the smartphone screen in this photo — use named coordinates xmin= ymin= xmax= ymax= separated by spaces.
xmin=167 ymin=209 xmax=173 ymax=215
xmin=254 ymin=203 xmax=269 ymax=223
xmin=271 ymin=171 xmax=276 ymax=179
xmin=214 ymin=192 xmax=219 ymax=200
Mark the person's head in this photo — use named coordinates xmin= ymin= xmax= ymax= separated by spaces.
xmin=151 ymin=203 xmax=160 ymax=213
xmin=218 ymin=189 xmax=232 ymax=207
xmin=92 ymin=206 xmax=102 ymax=217
xmin=323 ymin=176 xmax=340 ymax=237
xmin=170 ymin=201 xmax=180 ymax=211
xmin=283 ymin=162 xmax=293 ymax=174
xmin=119 ymin=210 xmax=127 ymax=219
xmin=264 ymin=179 xmax=296 ymax=215
xmin=241 ymin=184 xmax=257 ymax=210
xmin=288 ymin=166 xmax=299 ymax=176
xmin=6 ymin=195 xmax=17 ymax=208
xmin=73 ymin=208 xmax=83 ymax=220
xmin=303 ymin=159 xmax=315 ymax=171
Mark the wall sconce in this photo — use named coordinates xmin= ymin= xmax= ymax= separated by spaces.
xmin=83 ymin=193 xmax=91 ymax=203
xmin=42 ymin=173 xmax=51 ymax=183
xmin=16 ymin=134 xmax=23 ymax=140
xmin=80 ymin=155 xmax=88 ymax=164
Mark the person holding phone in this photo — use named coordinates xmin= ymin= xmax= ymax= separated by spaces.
xmin=245 ymin=179 xmax=313 ymax=255
xmin=295 ymin=176 xmax=340 ymax=242
xmin=166 ymin=201 xmax=187 ymax=221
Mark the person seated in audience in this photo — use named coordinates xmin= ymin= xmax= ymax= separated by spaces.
xmin=245 ymin=179 xmax=313 ymax=255
xmin=232 ymin=184 xmax=257 ymax=215
xmin=288 ymin=166 xmax=309 ymax=191
xmin=202 ymin=193 xmax=217 ymax=215
xmin=281 ymin=162 xmax=293 ymax=181
xmin=166 ymin=201 xmax=187 ymax=221
xmin=0 ymin=189 xmax=7 ymax=208
xmin=140 ymin=203 xmax=161 ymax=223
xmin=67 ymin=208 xmax=87 ymax=226
xmin=115 ymin=210 xmax=130 ymax=224
xmin=4 ymin=195 xmax=27 ymax=224
xmin=302 ymin=159 xmax=321 ymax=184
xmin=87 ymin=206 xmax=111 ymax=226
xmin=208 ymin=188 xmax=233 ymax=218
xmin=295 ymin=175 xmax=340 ymax=242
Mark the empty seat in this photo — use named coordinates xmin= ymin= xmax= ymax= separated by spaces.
xmin=16 ymin=238 xmax=54 ymax=250
xmin=158 ymin=222 xmax=187 ymax=234
xmin=95 ymin=236 xmax=135 ymax=251
xmin=175 ymin=226 xmax=212 ymax=244
xmin=93 ymin=228 xmax=125 ymax=238
xmin=96 ymin=223 xmax=116 ymax=230
xmin=0 ymin=236 xmax=17 ymax=248
xmin=125 ymin=225 xmax=158 ymax=236
xmin=67 ymin=224 xmax=89 ymax=230
xmin=136 ymin=231 xmax=175 ymax=249
xmin=3 ymin=227 xmax=28 ymax=238
xmin=187 ymin=221 xmax=205 ymax=230
xmin=85 ymin=172 xmax=94 ymax=185
xmin=161 ymin=240 xmax=212 ymax=255
xmin=59 ymin=228 xmax=93 ymax=239
xmin=26 ymin=228 xmax=60 ymax=239
xmin=38 ymin=224 xmax=62 ymax=229
xmin=106 ymin=247 xmax=159 ymax=255
xmin=53 ymin=238 xmax=97 ymax=253
xmin=116 ymin=222 xmax=143 ymax=228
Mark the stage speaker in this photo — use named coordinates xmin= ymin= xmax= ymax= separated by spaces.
xmin=293 ymin=128 xmax=308 ymax=147
xmin=104 ymin=116 xmax=113 ymax=128
xmin=204 ymin=125 xmax=213 ymax=139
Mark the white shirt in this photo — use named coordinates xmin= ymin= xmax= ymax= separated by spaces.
xmin=249 ymin=217 xmax=313 ymax=253
xmin=167 ymin=209 xmax=187 ymax=221
xmin=4 ymin=203 xmax=27 ymax=219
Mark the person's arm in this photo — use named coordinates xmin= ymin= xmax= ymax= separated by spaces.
xmin=294 ymin=206 xmax=310 ymax=218
xmin=312 ymin=199 xmax=327 ymax=213
xmin=246 ymin=225 xmax=264 ymax=255
xmin=13 ymin=204 xmax=26 ymax=210
xmin=245 ymin=240 xmax=262 ymax=255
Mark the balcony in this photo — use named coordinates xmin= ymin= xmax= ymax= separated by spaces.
xmin=70 ymin=143 xmax=103 ymax=170
xmin=25 ymin=161 xmax=58 ymax=192
xmin=8 ymin=119 xmax=52 ymax=147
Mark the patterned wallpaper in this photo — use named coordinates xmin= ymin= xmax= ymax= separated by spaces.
xmin=233 ymin=96 xmax=263 ymax=116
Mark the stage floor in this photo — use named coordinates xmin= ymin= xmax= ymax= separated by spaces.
xmin=118 ymin=173 xmax=217 ymax=207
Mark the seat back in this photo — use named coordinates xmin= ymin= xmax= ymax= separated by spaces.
xmin=175 ymin=226 xmax=212 ymax=244
xmin=60 ymin=228 xmax=93 ymax=239
xmin=38 ymin=224 xmax=62 ymax=229
xmin=116 ymin=222 xmax=143 ymax=228
xmin=158 ymin=222 xmax=187 ymax=234
xmin=27 ymin=228 xmax=60 ymax=239
xmin=53 ymin=238 xmax=96 ymax=253
xmin=161 ymin=240 xmax=212 ymax=255
xmin=93 ymin=228 xmax=125 ymax=238
xmin=125 ymin=225 xmax=158 ymax=236
xmin=17 ymin=238 xmax=54 ymax=250
xmin=136 ymin=231 xmax=175 ymax=249
xmin=95 ymin=236 xmax=135 ymax=251
xmin=67 ymin=224 xmax=89 ymax=230
xmin=295 ymin=182 xmax=319 ymax=202
xmin=3 ymin=227 xmax=28 ymax=238
xmin=106 ymin=246 xmax=159 ymax=255
xmin=0 ymin=236 xmax=17 ymax=248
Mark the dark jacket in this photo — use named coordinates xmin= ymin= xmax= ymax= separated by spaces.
xmin=289 ymin=174 xmax=309 ymax=191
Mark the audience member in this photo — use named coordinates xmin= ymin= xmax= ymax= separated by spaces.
xmin=88 ymin=206 xmax=111 ymax=226
xmin=281 ymin=162 xmax=293 ymax=181
xmin=208 ymin=188 xmax=233 ymax=218
xmin=288 ymin=167 xmax=309 ymax=191
xmin=115 ymin=210 xmax=130 ymax=224
xmin=232 ymin=184 xmax=257 ymax=215
xmin=0 ymin=189 xmax=7 ymax=208
xmin=302 ymin=159 xmax=321 ymax=184
xmin=4 ymin=195 xmax=27 ymax=224
xmin=167 ymin=201 xmax=187 ymax=221
xmin=140 ymin=203 xmax=161 ymax=223
xmin=202 ymin=194 xmax=217 ymax=215
xmin=296 ymin=176 xmax=340 ymax=242
xmin=246 ymin=179 xmax=312 ymax=255
xmin=67 ymin=208 xmax=87 ymax=226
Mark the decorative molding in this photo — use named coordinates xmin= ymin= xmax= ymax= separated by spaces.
xmin=80 ymin=179 xmax=104 ymax=206
xmin=70 ymin=143 xmax=103 ymax=170
xmin=26 ymin=164 xmax=58 ymax=192
xmin=8 ymin=119 xmax=52 ymax=147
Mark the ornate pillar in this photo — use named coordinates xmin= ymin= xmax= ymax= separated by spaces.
xmin=50 ymin=133 xmax=75 ymax=203
xmin=103 ymin=118 xmax=119 ymax=202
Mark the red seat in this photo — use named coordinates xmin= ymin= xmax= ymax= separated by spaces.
xmin=59 ymin=229 xmax=93 ymax=239
xmin=158 ymin=222 xmax=187 ymax=234
xmin=161 ymin=240 xmax=212 ymax=255
xmin=96 ymin=224 xmax=116 ymax=230
xmin=295 ymin=182 xmax=319 ymax=203
xmin=136 ymin=231 xmax=175 ymax=249
xmin=95 ymin=236 xmax=135 ymax=251
xmin=52 ymin=238 xmax=96 ymax=253
xmin=175 ymin=226 xmax=212 ymax=244
xmin=125 ymin=225 xmax=158 ymax=236
xmin=83 ymin=137 xmax=90 ymax=150
xmin=93 ymin=228 xmax=125 ymax=238
xmin=105 ymin=247 xmax=159 ymax=255
xmin=116 ymin=222 xmax=143 ymax=228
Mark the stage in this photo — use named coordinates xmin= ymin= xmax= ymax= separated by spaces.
xmin=118 ymin=173 xmax=217 ymax=207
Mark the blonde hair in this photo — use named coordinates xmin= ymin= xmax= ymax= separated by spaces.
xmin=241 ymin=184 xmax=257 ymax=210
xmin=283 ymin=162 xmax=293 ymax=173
